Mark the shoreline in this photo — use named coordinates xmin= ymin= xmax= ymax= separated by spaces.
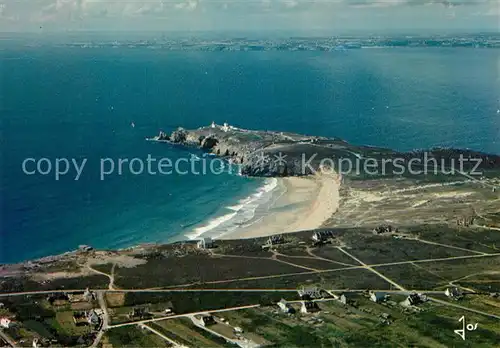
xmin=218 ymin=172 xmax=341 ymax=240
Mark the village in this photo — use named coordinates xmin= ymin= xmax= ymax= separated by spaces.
xmin=0 ymin=222 xmax=499 ymax=347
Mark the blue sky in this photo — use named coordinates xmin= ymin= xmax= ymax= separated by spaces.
xmin=0 ymin=0 xmax=498 ymax=33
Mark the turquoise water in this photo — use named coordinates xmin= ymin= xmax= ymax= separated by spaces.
xmin=1 ymin=47 xmax=499 ymax=263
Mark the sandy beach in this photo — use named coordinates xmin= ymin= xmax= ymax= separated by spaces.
xmin=220 ymin=172 xmax=341 ymax=239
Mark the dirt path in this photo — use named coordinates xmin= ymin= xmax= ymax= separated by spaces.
xmin=86 ymin=263 xmax=117 ymax=290
xmin=141 ymin=323 xmax=185 ymax=347
xmin=337 ymin=247 xmax=407 ymax=291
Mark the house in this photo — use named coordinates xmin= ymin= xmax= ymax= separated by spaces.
xmin=298 ymin=286 xmax=322 ymax=300
xmin=195 ymin=314 xmax=216 ymax=327
xmin=445 ymin=287 xmax=462 ymax=299
xmin=83 ymin=288 xmax=95 ymax=302
xmin=370 ymin=292 xmax=386 ymax=303
xmin=86 ymin=310 xmax=100 ymax=326
xmin=262 ymin=235 xmax=285 ymax=249
xmin=403 ymin=293 xmax=424 ymax=307
xmin=0 ymin=318 xmax=11 ymax=328
xmin=68 ymin=291 xmax=87 ymax=303
xmin=372 ymin=224 xmax=397 ymax=234
xmin=267 ymin=235 xmax=285 ymax=245
xmin=128 ymin=306 xmax=150 ymax=319
xmin=312 ymin=230 xmax=334 ymax=243
xmin=277 ymin=299 xmax=295 ymax=314
xmin=300 ymin=301 xmax=320 ymax=314
xmin=197 ymin=237 xmax=214 ymax=249
xmin=339 ymin=293 xmax=355 ymax=305
xmin=164 ymin=301 xmax=175 ymax=315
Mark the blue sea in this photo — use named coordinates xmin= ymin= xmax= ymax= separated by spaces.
xmin=1 ymin=45 xmax=499 ymax=263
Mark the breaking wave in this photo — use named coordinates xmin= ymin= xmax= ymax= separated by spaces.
xmin=184 ymin=178 xmax=278 ymax=240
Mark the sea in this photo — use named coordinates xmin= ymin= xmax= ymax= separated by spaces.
xmin=1 ymin=44 xmax=499 ymax=263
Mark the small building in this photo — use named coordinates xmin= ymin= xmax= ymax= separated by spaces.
xmin=372 ymin=225 xmax=395 ymax=235
xmin=370 ymin=292 xmax=386 ymax=303
xmin=277 ymin=299 xmax=295 ymax=314
xmin=339 ymin=293 xmax=355 ymax=306
xmin=0 ymin=318 xmax=11 ymax=328
xmin=403 ymin=293 xmax=423 ymax=307
xmin=262 ymin=235 xmax=285 ymax=249
xmin=83 ymin=288 xmax=95 ymax=302
xmin=68 ymin=291 xmax=88 ymax=303
xmin=312 ymin=230 xmax=334 ymax=243
xmin=300 ymin=301 xmax=320 ymax=314
xmin=195 ymin=314 xmax=216 ymax=327
xmin=445 ymin=287 xmax=462 ymax=299
xmin=86 ymin=310 xmax=100 ymax=326
xmin=197 ymin=237 xmax=214 ymax=249
xmin=298 ymin=286 xmax=322 ymax=300
xmin=164 ymin=301 xmax=175 ymax=315
xmin=128 ymin=306 xmax=150 ymax=319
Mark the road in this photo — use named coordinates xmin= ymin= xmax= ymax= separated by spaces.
xmin=90 ymin=291 xmax=110 ymax=347
xmin=87 ymin=263 xmax=116 ymax=290
xmin=0 ymin=330 xmax=16 ymax=347
xmin=428 ymin=297 xmax=500 ymax=320
xmin=408 ymin=238 xmax=487 ymax=255
xmin=337 ymin=247 xmax=407 ymax=291
xmin=109 ymin=304 xmax=261 ymax=329
xmin=140 ymin=323 xmax=186 ymax=347
xmin=2 ymin=252 xmax=500 ymax=298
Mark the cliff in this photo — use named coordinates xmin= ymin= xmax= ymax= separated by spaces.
xmin=151 ymin=123 xmax=500 ymax=178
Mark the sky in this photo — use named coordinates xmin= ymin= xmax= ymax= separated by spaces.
xmin=0 ymin=0 xmax=498 ymax=33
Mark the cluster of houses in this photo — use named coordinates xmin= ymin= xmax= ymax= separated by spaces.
xmin=47 ymin=288 xmax=95 ymax=306
xmin=277 ymin=287 xmax=324 ymax=316
xmin=456 ymin=215 xmax=475 ymax=227
xmin=372 ymin=224 xmax=396 ymax=235
xmin=276 ymin=285 xmax=471 ymax=321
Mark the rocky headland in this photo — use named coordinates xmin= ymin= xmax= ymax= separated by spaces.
xmin=150 ymin=123 xmax=500 ymax=178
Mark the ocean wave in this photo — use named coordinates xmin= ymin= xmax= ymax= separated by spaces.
xmin=184 ymin=178 xmax=278 ymax=240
